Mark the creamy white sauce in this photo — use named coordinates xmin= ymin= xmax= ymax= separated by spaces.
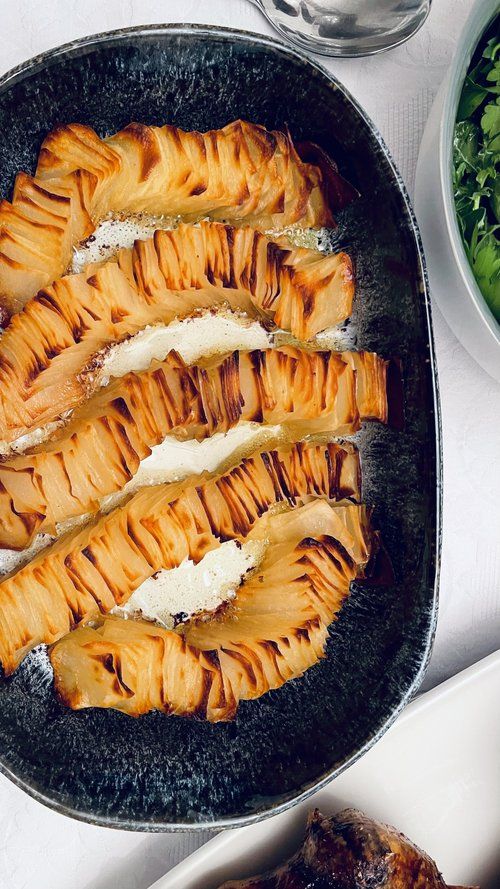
xmin=113 ymin=538 xmax=264 ymax=628
xmin=97 ymin=313 xmax=272 ymax=385
xmin=99 ymin=423 xmax=282 ymax=513
xmin=71 ymin=213 xmax=177 ymax=272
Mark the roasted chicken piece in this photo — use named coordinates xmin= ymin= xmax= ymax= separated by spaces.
xmin=0 ymin=440 xmax=364 ymax=675
xmin=0 ymin=119 xmax=355 ymax=318
xmin=0 ymin=346 xmax=387 ymax=549
xmin=218 ymin=808 xmax=477 ymax=888
xmin=0 ymin=221 xmax=354 ymax=444
xmin=50 ymin=501 xmax=373 ymax=720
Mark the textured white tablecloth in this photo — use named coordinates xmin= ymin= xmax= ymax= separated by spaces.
xmin=0 ymin=1 xmax=498 ymax=887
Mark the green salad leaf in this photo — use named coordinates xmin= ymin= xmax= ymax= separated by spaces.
xmin=453 ymin=16 xmax=500 ymax=322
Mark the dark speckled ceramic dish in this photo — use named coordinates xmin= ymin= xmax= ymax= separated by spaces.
xmin=0 ymin=24 xmax=441 ymax=830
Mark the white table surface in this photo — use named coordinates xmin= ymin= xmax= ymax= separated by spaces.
xmin=0 ymin=1 xmax=498 ymax=887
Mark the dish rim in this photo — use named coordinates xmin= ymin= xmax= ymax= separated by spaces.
xmin=0 ymin=22 xmax=442 ymax=831
xmin=439 ymin=0 xmax=500 ymax=344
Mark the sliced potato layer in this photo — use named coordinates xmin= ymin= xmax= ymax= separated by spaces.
xmin=0 ymin=440 xmax=364 ymax=675
xmin=0 ymin=347 xmax=388 ymax=549
xmin=50 ymin=502 xmax=372 ymax=720
xmin=0 ymin=119 xmax=338 ymax=318
xmin=0 ymin=170 xmax=94 ymax=322
xmin=0 ymin=222 xmax=354 ymax=443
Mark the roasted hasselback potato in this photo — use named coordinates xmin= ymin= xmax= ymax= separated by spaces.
xmin=0 ymin=222 xmax=354 ymax=444
xmin=0 ymin=119 xmax=353 ymax=318
xmin=0 ymin=346 xmax=388 ymax=549
xmin=0 ymin=169 xmax=94 ymax=322
xmin=0 ymin=440 xmax=365 ymax=675
xmin=50 ymin=501 xmax=373 ymax=720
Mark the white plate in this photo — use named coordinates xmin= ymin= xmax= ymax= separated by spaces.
xmin=154 ymin=651 xmax=500 ymax=889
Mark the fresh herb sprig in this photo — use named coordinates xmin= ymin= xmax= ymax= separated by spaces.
xmin=453 ymin=18 xmax=500 ymax=322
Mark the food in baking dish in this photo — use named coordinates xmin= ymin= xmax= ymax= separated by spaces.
xmin=0 ymin=119 xmax=357 ymax=319
xmin=50 ymin=501 xmax=373 ymax=721
xmin=0 ymin=440 xmax=369 ymax=676
xmin=0 ymin=221 xmax=353 ymax=444
xmin=0 ymin=116 xmax=397 ymax=723
xmin=0 ymin=347 xmax=388 ymax=549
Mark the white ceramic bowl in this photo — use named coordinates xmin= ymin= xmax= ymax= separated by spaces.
xmin=415 ymin=0 xmax=500 ymax=381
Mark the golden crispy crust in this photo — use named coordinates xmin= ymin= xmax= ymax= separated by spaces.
xmin=0 ymin=120 xmax=334 ymax=317
xmin=0 ymin=441 xmax=365 ymax=675
xmin=50 ymin=502 xmax=371 ymax=720
xmin=0 ymin=346 xmax=389 ymax=549
xmin=0 ymin=222 xmax=354 ymax=443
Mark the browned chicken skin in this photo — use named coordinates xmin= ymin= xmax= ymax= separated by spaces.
xmin=219 ymin=809 xmax=477 ymax=889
